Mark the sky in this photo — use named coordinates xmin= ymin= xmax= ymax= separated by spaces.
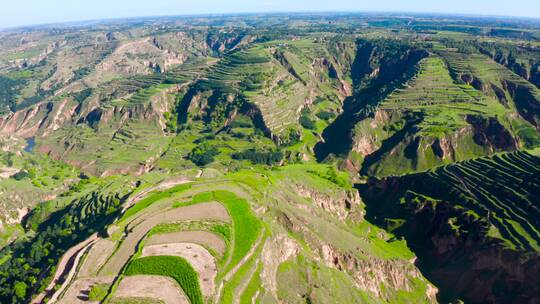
xmin=1 ymin=0 xmax=540 ymax=29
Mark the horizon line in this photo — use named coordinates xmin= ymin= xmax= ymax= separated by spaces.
xmin=2 ymin=10 xmax=540 ymax=31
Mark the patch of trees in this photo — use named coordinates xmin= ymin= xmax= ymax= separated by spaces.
xmin=438 ymin=38 xmax=478 ymax=54
xmin=11 ymin=170 xmax=30 ymax=181
xmin=0 ymin=76 xmax=26 ymax=112
xmin=229 ymin=116 xmax=253 ymax=128
xmin=279 ymin=127 xmax=302 ymax=146
xmin=72 ymin=88 xmax=92 ymax=103
xmin=0 ymin=191 xmax=127 ymax=303
xmin=316 ymin=110 xmax=336 ymax=121
xmin=72 ymin=67 xmax=91 ymax=81
xmin=232 ymin=149 xmax=283 ymax=165
xmin=308 ymin=166 xmax=349 ymax=188
xmin=188 ymin=143 xmax=219 ymax=166
xmin=1 ymin=152 xmax=14 ymax=167
xmin=299 ymin=114 xmax=316 ymax=130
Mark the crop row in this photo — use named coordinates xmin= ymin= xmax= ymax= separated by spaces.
xmin=173 ymin=190 xmax=262 ymax=274
xmin=428 ymin=150 xmax=540 ymax=250
xmin=124 ymin=256 xmax=203 ymax=304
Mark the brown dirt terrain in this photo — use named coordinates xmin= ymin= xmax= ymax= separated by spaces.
xmin=114 ymin=275 xmax=188 ymax=304
xmin=100 ymin=202 xmax=230 ymax=276
xmin=79 ymin=239 xmax=116 ymax=277
xmin=57 ymin=277 xmax=114 ymax=304
xmin=142 ymin=242 xmax=218 ymax=297
xmin=145 ymin=231 xmax=227 ymax=255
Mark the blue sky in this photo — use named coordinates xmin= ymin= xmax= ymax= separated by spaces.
xmin=1 ymin=0 xmax=539 ymax=29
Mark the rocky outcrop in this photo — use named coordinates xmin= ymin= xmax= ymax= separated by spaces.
xmin=320 ymin=243 xmax=437 ymax=302
xmin=502 ymin=80 xmax=540 ymax=129
xmin=260 ymin=234 xmax=299 ymax=297
xmin=295 ymin=184 xmax=362 ymax=221
xmin=315 ymin=40 xmax=428 ymax=161
xmin=0 ymin=84 xmax=179 ymax=177
xmin=466 ymin=115 xmax=518 ymax=151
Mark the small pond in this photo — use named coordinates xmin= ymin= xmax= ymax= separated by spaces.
xmin=24 ymin=137 xmax=35 ymax=153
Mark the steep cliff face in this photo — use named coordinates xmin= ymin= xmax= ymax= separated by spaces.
xmin=315 ymin=40 xmax=428 ymax=161
xmin=320 ymin=49 xmax=540 ymax=177
xmin=352 ymin=104 xmax=525 ymax=177
xmin=502 ymin=80 xmax=540 ymax=128
xmin=441 ymin=50 xmax=540 ymax=131
xmin=358 ymin=150 xmax=540 ymax=303
xmin=205 ymin=30 xmax=253 ymax=54
xmin=274 ymin=201 xmax=437 ymax=303
xmin=178 ymin=38 xmax=357 ymax=144
xmin=479 ymin=43 xmax=540 ymax=90
xmin=0 ymin=100 xmax=75 ymax=138
xmin=294 ymin=183 xmax=362 ymax=221
xmin=0 ymin=84 xmax=178 ymax=138
xmin=265 ymin=170 xmax=439 ymax=303
xmin=319 ymin=243 xmax=437 ymax=301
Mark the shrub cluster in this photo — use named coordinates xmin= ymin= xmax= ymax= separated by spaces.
xmin=299 ymin=115 xmax=316 ymax=130
xmin=188 ymin=143 xmax=219 ymax=166
xmin=232 ymin=149 xmax=283 ymax=165
xmin=316 ymin=110 xmax=336 ymax=121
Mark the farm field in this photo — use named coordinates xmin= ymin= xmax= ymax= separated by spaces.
xmin=42 ymin=163 xmax=437 ymax=304
xmin=359 ymin=149 xmax=540 ymax=302
xmin=0 ymin=12 xmax=538 ymax=304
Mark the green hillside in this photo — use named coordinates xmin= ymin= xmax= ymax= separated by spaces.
xmin=0 ymin=12 xmax=538 ymax=304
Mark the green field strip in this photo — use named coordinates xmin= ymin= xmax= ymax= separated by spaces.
xmin=120 ymin=183 xmax=192 ymax=223
xmin=173 ymin=190 xmax=263 ymax=275
xmin=124 ymin=256 xmax=204 ymax=304
xmin=239 ymin=260 xmax=263 ymax=304
xmin=220 ymin=235 xmax=266 ymax=304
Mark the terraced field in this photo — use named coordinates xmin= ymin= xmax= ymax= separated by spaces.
xmin=43 ymin=163 xmax=437 ymax=304
xmin=352 ymin=53 xmax=538 ymax=177
xmin=427 ymin=150 xmax=540 ymax=250
xmin=181 ymin=38 xmax=352 ymax=142
xmin=189 ymin=44 xmax=307 ymax=137
xmin=359 ymin=149 xmax=540 ymax=302
xmin=380 ymin=56 xmax=507 ymax=134
xmin=2 ymin=15 xmax=540 ymax=304
xmin=440 ymin=50 xmax=540 ymax=129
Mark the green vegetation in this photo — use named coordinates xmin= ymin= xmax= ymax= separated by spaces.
xmin=315 ymin=110 xmax=336 ymax=121
xmin=0 ymin=12 xmax=539 ymax=304
xmin=174 ymin=190 xmax=262 ymax=272
xmin=88 ymin=283 xmax=110 ymax=301
xmin=124 ymin=256 xmax=203 ymax=304
xmin=239 ymin=262 xmax=262 ymax=304
xmin=121 ymin=183 xmax=192 ymax=221
xmin=188 ymin=143 xmax=219 ymax=166
xmin=231 ymin=148 xmax=283 ymax=165
xmin=363 ymin=150 xmax=540 ymax=251
xmin=221 ymin=234 xmax=265 ymax=304
xmin=147 ymin=221 xmax=232 ymax=242
xmin=360 ymin=150 xmax=540 ymax=302
xmin=0 ymin=183 xmax=129 ymax=303
xmin=308 ymin=166 xmax=350 ymax=188
xmin=299 ymin=114 xmax=316 ymax=130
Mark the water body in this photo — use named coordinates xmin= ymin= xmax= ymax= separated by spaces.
xmin=24 ymin=137 xmax=35 ymax=153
